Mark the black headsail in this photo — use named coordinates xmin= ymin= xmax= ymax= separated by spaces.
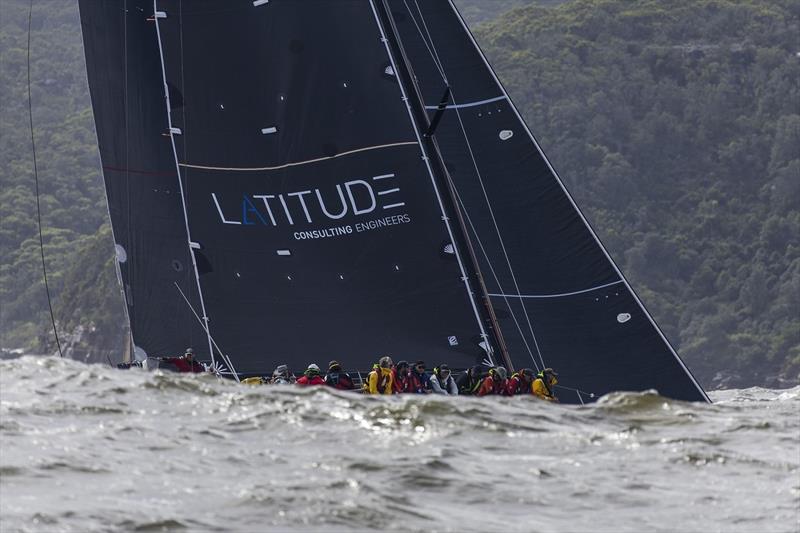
xmin=79 ymin=0 xmax=501 ymax=376
xmin=386 ymin=0 xmax=709 ymax=402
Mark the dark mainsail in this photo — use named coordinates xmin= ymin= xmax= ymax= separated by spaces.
xmin=79 ymin=0 xmax=708 ymax=402
xmin=79 ymin=0 xmax=499 ymax=377
xmin=385 ymin=0 xmax=709 ymax=402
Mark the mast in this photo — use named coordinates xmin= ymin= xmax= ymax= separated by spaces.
xmin=371 ymin=0 xmax=513 ymax=371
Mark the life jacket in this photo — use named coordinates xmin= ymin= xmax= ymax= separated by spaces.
xmin=367 ymin=366 xmax=393 ymax=394
xmin=392 ymin=368 xmax=409 ymax=393
xmin=324 ymin=371 xmax=354 ymax=390
xmin=457 ymin=367 xmax=487 ymax=395
xmin=407 ymin=370 xmax=430 ymax=394
xmin=477 ymin=374 xmax=508 ymax=396
xmin=533 ymin=372 xmax=556 ymax=400
xmin=507 ymin=374 xmax=532 ymax=396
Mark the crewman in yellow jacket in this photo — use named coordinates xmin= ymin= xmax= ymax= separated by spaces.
xmin=367 ymin=356 xmax=394 ymax=394
xmin=532 ymin=368 xmax=559 ymax=402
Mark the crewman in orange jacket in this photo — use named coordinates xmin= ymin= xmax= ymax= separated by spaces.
xmin=477 ymin=366 xmax=508 ymax=396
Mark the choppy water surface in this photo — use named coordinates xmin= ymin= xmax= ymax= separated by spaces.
xmin=0 ymin=357 xmax=798 ymax=532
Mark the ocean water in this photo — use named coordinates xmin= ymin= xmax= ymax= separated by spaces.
xmin=0 ymin=356 xmax=797 ymax=533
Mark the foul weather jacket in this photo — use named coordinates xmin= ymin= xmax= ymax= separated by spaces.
xmin=430 ymin=374 xmax=458 ymax=395
xmin=324 ymin=371 xmax=354 ymax=390
xmin=392 ymin=369 xmax=409 ymax=393
xmin=296 ymin=375 xmax=325 ymax=386
xmin=532 ymin=378 xmax=557 ymax=401
xmin=406 ymin=370 xmax=431 ymax=393
xmin=477 ymin=375 xmax=508 ymax=396
xmin=162 ymin=357 xmax=205 ymax=373
xmin=368 ymin=367 xmax=394 ymax=394
xmin=506 ymin=375 xmax=533 ymax=396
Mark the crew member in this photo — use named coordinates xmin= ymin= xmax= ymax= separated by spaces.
xmin=296 ymin=363 xmax=325 ymax=386
xmin=324 ymin=360 xmax=354 ymax=390
xmin=407 ymin=360 xmax=431 ymax=394
xmin=392 ymin=360 xmax=410 ymax=393
xmin=477 ymin=366 xmax=508 ymax=396
xmin=456 ymin=365 xmax=486 ymax=395
xmin=367 ymin=356 xmax=394 ymax=394
xmin=270 ymin=364 xmax=295 ymax=385
xmin=506 ymin=368 xmax=536 ymax=396
xmin=532 ymin=368 xmax=559 ymax=402
xmin=160 ymin=348 xmax=205 ymax=373
xmin=430 ymin=364 xmax=458 ymax=395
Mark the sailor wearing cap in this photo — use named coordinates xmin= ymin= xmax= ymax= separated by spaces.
xmin=533 ymin=368 xmax=559 ymax=402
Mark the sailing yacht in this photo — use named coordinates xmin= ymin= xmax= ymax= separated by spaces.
xmin=78 ymin=0 xmax=709 ymax=403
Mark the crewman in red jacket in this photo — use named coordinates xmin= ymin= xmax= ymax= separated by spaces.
xmin=392 ymin=360 xmax=410 ymax=393
xmin=296 ymin=363 xmax=325 ymax=386
xmin=477 ymin=366 xmax=508 ymax=396
xmin=160 ymin=348 xmax=205 ymax=373
xmin=506 ymin=368 xmax=536 ymax=396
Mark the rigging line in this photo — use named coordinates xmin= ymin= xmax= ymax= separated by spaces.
xmin=489 ymin=280 xmax=625 ymax=299
xmin=173 ymin=282 xmax=240 ymax=382
xmin=411 ymin=3 xmax=546 ymax=370
xmin=118 ymin=0 xmax=136 ymax=360
xmin=553 ymin=384 xmax=596 ymax=402
xmin=401 ymin=0 xmax=447 ymax=84
xmin=153 ymin=0 xmax=217 ymax=370
xmin=445 ymin=0 xmax=709 ymax=403
xmin=412 ymin=0 xmax=451 ymax=86
xmin=368 ymin=0 xmax=495 ymax=365
xmin=177 ymin=0 xmax=195 ymax=356
xmin=452 ymin=187 xmax=540 ymax=372
xmin=450 ymin=88 xmax=547 ymax=370
xmin=27 ymin=0 xmax=63 ymax=358
xmin=178 ymin=141 xmax=418 ymax=172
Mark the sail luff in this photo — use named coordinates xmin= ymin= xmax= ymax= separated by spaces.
xmin=443 ymin=0 xmax=709 ymax=402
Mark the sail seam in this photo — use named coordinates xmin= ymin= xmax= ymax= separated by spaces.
xmin=488 ymin=280 xmax=625 ymax=299
xmin=153 ymin=1 xmax=238 ymax=380
xmin=447 ymin=0 xmax=709 ymax=402
xmin=368 ymin=0 xmax=494 ymax=363
xmin=424 ymin=95 xmax=506 ymax=110
xmin=177 ymin=141 xmax=418 ymax=172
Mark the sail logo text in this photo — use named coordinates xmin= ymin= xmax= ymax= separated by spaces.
xmin=211 ymin=173 xmax=405 ymax=228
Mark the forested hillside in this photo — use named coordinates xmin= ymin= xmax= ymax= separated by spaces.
xmin=0 ymin=0 xmax=797 ymax=387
